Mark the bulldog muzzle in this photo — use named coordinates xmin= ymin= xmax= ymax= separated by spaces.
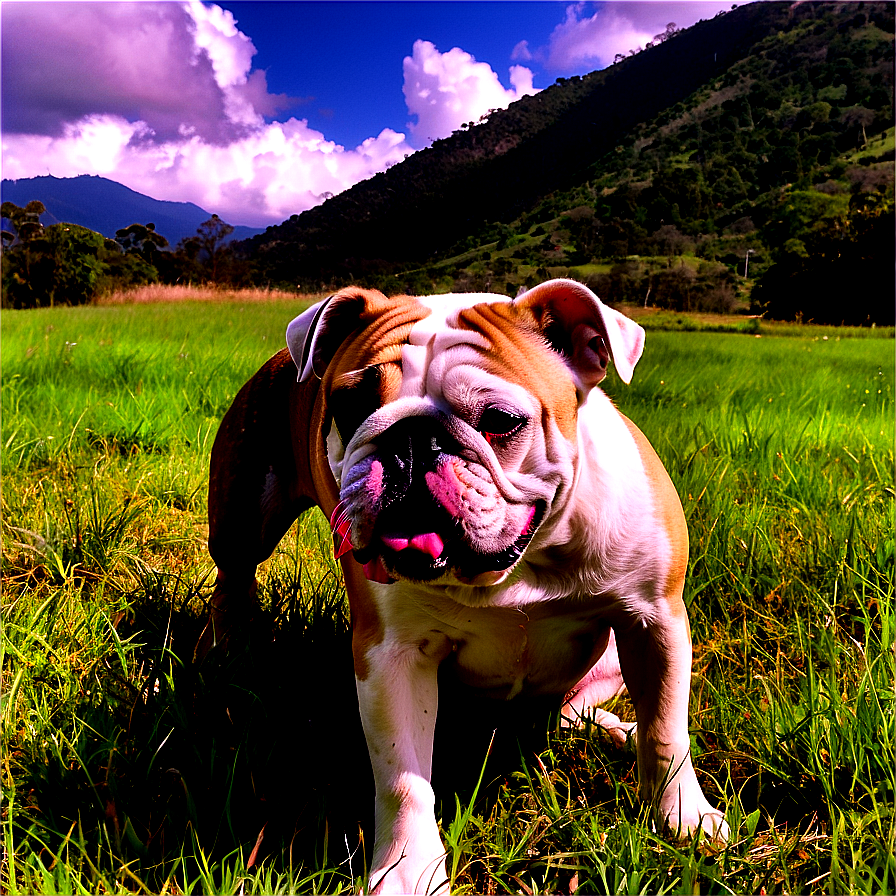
xmin=335 ymin=415 xmax=543 ymax=586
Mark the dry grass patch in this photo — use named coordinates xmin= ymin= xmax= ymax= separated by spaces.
xmin=97 ymin=283 xmax=325 ymax=305
xmin=618 ymin=303 xmax=896 ymax=338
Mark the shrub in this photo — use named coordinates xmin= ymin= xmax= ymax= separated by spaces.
xmin=2 ymin=223 xmax=108 ymax=309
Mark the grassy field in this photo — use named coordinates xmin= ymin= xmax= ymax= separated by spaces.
xmin=2 ymin=296 xmax=894 ymax=895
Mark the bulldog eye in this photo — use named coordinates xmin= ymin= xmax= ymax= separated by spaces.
xmin=477 ymin=406 xmax=526 ymax=444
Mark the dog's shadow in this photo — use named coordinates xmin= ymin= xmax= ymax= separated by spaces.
xmin=16 ymin=572 xmax=563 ymax=885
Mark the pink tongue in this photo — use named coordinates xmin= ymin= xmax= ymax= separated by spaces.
xmin=381 ymin=532 xmax=445 ymax=559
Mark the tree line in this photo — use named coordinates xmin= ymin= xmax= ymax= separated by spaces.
xmin=1 ymin=205 xmax=246 ymax=308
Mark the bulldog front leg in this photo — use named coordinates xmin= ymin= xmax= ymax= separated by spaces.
xmin=357 ymin=629 xmax=454 ymax=895
xmin=614 ymin=603 xmax=729 ymax=841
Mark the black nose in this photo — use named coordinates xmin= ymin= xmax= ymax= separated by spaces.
xmin=376 ymin=416 xmax=458 ymax=466
xmin=373 ymin=416 xmax=461 ymax=506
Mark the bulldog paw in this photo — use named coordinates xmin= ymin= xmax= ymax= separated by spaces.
xmin=367 ymin=855 xmax=449 ymax=895
xmin=698 ymin=808 xmax=730 ymax=843
xmin=662 ymin=800 xmax=730 ymax=844
xmin=561 ymin=705 xmax=637 ymax=749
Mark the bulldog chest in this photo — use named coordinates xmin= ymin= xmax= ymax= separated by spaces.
xmin=377 ymin=582 xmax=614 ymax=699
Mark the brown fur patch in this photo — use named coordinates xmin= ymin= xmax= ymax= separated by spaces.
xmin=312 ymin=290 xmax=431 ymax=679
xmin=321 ymin=290 xmax=430 ymax=381
xmin=620 ymin=415 xmax=689 ymax=618
xmin=456 ymin=301 xmax=579 ymax=441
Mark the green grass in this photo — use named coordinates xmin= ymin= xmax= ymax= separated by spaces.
xmin=3 ymin=300 xmax=894 ymax=894
xmin=841 ymin=125 xmax=895 ymax=165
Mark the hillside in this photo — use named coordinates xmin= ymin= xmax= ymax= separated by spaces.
xmin=242 ymin=1 xmax=893 ymax=324
xmin=0 ymin=175 xmax=263 ymax=245
xmin=244 ymin=2 xmax=786 ymax=278
xmin=3 ymin=3 xmax=891 ymax=322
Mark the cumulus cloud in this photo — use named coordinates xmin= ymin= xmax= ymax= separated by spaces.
xmin=0 ymin=1 xmax=411 ymax=226
xmin=1 ymin=3 xmax=539 ymax=225
xmin=403 ymin=40 xmax=538 ymax=146
xmin=511 ymin=40 xmax=534 ymax=63
xmin=539 ymin=2 xmax=741 ymax=72
xmin=1 ymin=115 xmax=411 ymax=228
xmin=1 ymin=2 xmax=257 ymax=143
xmin=544 ymin=4 xmax=654 ymax=71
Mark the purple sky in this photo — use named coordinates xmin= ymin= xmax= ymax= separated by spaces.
xmin=2 ymin=1 xmax=745 ymax=227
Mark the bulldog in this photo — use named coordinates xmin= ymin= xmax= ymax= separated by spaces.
xmin=202 ymin=278 xmax=728 ymax=894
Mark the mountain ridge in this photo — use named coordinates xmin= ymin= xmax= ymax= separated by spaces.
xmin=0 ymin=174 xmax=264 ymax=245
xmin=241 ymin=2 xmax=793 ymax=281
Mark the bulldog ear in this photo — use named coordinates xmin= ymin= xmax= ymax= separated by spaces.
xmin=286 ymin=290 xmax=370 ymax=381
xmin=515 ymin=278 xmax=645 ymax=391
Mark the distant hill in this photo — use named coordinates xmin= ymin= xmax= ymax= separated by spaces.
xmin=0 ymin=175 xmax=264 ymax=245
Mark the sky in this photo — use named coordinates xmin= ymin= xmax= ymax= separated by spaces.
xmin=2 ymin=1 xmax=744 ymax=228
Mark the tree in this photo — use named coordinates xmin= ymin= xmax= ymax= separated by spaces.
xmin=179 ymin=214 xmax=235 ymax=282
xmin=651 ymin=224 xmax=692 ymax=257
xmin=39 ymin=224 xmax=108 ymax=306
xmin=561 ymin=206 xmax=601 ymax=259
xmin=2 ymin=201 xmax=48 ymax=307
xmin=653 ymin=22 xmax=680 ymax=44
xmin=840 ymin=106 xmax=875 ymax=148
xmin=757 ymin=188 xmax=843 ymax=261
xmin=115 ymin=222 xmax=169 ymax=265
xmin=751 ymin=188 xmax=894 ymax=324
xmin=1 ymin=200 xmax=46 ymax=245
xmin=2 ymin=219 xmax=107 ymax=308
xmin=647 ymin=263 xmax=697 ymax=311
xmin=98 ymin=246 xmax=159 ymax=293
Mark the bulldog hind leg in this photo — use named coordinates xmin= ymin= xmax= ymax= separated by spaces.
xmin=561 ymin=628 xmax=636 ymax=747
xmin=198 ymin=354 xmax=310 ymax=658
xmin=201 ymin=484 xmax=307 ymax=658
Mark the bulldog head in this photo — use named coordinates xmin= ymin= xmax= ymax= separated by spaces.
xmin=286 ymin=279 xmax=644 ymax=589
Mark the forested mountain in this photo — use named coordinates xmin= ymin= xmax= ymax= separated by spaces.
xmin=243 ymin=1 xmax=894 ymax=324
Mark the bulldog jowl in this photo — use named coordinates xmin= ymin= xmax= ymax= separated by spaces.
xmin=332 ymin=415 xmax=544 ymax=588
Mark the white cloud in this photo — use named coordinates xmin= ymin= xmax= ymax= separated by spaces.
xmin=511 ymin=39 xmax=534 ymax=63
xmin=509 ymin=65 xmax=537 ymax=96
xmin=403 ymin=40 xmax=538 ymax=146
xmin=545 ymin=4 xmax=653 ymax=70
xmin=2 ymin=115 xmax=410 ymax=228
xmin=541 ymin=2 xmax=743 ymax=72
xmin=185 ymin=0 xmax=263 ymax=128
